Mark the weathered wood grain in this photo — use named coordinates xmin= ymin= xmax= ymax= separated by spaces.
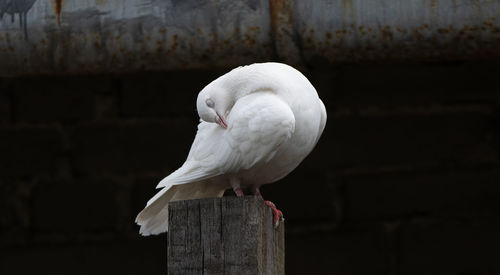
xmin=168 ymin=196 xmax=285 ymax=275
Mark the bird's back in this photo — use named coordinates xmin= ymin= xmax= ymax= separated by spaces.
xmin=221 ymin=63 xmax=327 ymax=184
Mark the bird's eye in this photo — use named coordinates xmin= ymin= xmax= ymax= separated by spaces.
xmin=206 ymin=99 xmax=215 ymax=108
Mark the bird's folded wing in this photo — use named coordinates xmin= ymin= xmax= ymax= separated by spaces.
xmin=156 ymin=93 xmax=295 ymax=189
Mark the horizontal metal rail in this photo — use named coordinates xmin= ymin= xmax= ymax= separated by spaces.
xmin=0 ymin=0 xmax=499 ymax=76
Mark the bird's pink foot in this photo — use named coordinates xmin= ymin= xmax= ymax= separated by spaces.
xmin=251 ymin=187 xmax=284 ymax=228
xmin=264 ymin=200 xmax=284 ymax=228
xmin=234 ymin=187 xmax=244 ymax=197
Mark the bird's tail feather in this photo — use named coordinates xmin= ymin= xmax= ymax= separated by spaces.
xmin=135 ymin=180 xmax=225 ymax=236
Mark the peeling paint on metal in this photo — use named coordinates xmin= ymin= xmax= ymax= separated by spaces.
xmin=53 ymin=0 xmax=63 ymax=26
xmin=269 ymin=0 xmax=302 ymax=63
xmin=0 ymin=0 xmax=499 ymax=76
xmin=0 ymin=0 xmax=37 ymax=40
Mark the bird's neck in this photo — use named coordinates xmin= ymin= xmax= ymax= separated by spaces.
xmin=222 ymin=66 xmax=282 ymax=101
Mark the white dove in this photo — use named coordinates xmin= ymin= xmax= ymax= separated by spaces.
xmin=136 ymin=62 xmax=326 ymax=236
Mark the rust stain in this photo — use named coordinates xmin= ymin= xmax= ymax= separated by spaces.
xmin=156 ymin=39 xmax=165 ymax=54
xmin=269 ymin=0 xmax=285 ymax=34
xmin=171 ymin=34 xmax=178 ymax=51
xmin=341 ymin=0 xmax=353 ymax=13
xmin=381 ymin=25 xmax=393 ymax=41
xmin=483 ymin=21 xmax=494 ymax=28
xmin=111 ymin=54 xmax=118 ymax=64
xmin=419 ymin=24 xmax=429 ymax=30
xmin=437 ymin=28 xmax=448 ymax=34
xmin=53 ymin=0 xmax=64 ymax=26
xmin=247 ymin=26 xmax=260 ymax=34
xmin=458 ymin=25 xmax=469 ymax=37
xmin=244 ymin=36 xmax=256 ymax=46
xmin=359 ymin=26 xmax=367 ymax=36
xmin=96 ymin=0 xmax=106 ymax=6
xmin=94 ymin=34 xmax=102 ymax=49
xmin=448 ymin=24 xmax=455 ymax=33
xmin=413 ymin=29 xmax=423 ymax=40
xmin=429 ymin=0 xmax=438 ymax=14
xmin=269 ymin=0 xmax=295 ymax=52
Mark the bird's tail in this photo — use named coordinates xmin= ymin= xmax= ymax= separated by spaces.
xmin=135 ymin=180 xmax=225 ymax=236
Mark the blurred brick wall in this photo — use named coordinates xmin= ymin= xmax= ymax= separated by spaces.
xmin=0 ymin=62 xmax=499 ymax=274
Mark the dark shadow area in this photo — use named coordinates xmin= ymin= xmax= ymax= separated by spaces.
xmin=0 ymin=61 xmax=499 ymax=274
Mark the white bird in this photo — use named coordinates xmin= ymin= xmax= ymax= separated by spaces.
xmin=136 ymin=62 xmax=326 ymax=236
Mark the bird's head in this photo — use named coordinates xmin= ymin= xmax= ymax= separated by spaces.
xmin=196 ymin=86 xmax=230 ymax=129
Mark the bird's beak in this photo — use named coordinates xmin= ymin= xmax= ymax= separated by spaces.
xmin=215 ymin=112 xmax=228 ymax=129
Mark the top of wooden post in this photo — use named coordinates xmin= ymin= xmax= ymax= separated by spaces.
xmin=167 ymin=196 xmax=285 ymax=275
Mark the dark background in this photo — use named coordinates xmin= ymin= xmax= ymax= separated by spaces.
xmin=1 ymin=61 xmax=499 ymax=274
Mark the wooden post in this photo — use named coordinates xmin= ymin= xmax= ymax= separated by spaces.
xmin=167 ymin=196 xmax=285 ymax=275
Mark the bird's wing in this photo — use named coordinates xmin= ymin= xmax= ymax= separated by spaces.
xmin=157 ymin=92 xmax=295 ymax=189
xmin=218 ymin=93 xmax=296 ymax=172
xmin=155 ymin=122 xmax=224 ymax=189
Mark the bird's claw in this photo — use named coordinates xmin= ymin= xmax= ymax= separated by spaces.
xmin=264 ymin=200 xmax=284 ymax=228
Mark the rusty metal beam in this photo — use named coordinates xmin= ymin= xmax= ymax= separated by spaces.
xmin=0 ymin=0 xmax=499 ymax=76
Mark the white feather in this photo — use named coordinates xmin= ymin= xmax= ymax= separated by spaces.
xmin=136 ymin=62 xmax=327 ymax=235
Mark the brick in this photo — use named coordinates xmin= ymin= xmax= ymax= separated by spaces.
xmin=324 ymin=113 xmax=498 ymax=169
xmin=121 ymin=70 xmax=225 ymax=118
xmin=311 ymin=63 xmax=500 ymax=124
xmin=32 ymin=181 xmax=118 ymax=232
xmin=261 ymin=165 xmax=337 ymax=221
xmin=0 ymin=126 xmax=65 ymax=177
xmin=286 ymin=226 xmax=395 ymax=274
xmin=400 ymin=221 xmax=500 ymax=273
xmin=344 ymin=169 xmax=500 ymax=221
xmin=12 ymin=76 xmax=113 ymax=123
xmin=0 ymin=181 xmax=31 ymax=235
xmin=0 ymin=238 xmax=165 ymax=275
xmin=305 ymin=69 xmax=343 ymax=112
xmin=333 ymin=62 xmax=500 ymax=106
xmin=72 ymin=119 xmax=196 ymax=176
xmin=0 ymin=91 xmax=10 ymax=123
xmin=95 ymin=94 xmax=119 ymax=119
